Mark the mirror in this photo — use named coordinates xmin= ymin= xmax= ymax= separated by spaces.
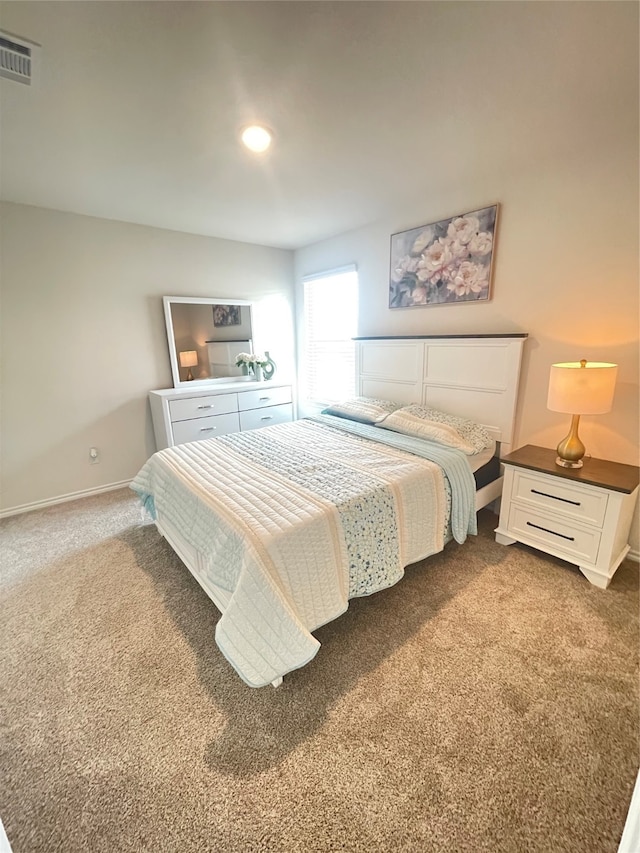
xmin=163 ymin=296 xmax=254 ymax=387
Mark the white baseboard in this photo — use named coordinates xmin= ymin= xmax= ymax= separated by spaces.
xmin=628 ymin=549 xmax=639 ymax=563
xmin=0 ymin=480 xmax=133 ymax=519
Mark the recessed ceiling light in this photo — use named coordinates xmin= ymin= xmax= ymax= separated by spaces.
xmin=240 ymin=125 xmax=273 ymax=153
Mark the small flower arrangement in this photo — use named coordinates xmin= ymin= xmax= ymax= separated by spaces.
xmin=235 ymin=352 xmax=269 ymax=376
xmin=235 ymin=352 xmax=268 ymax=368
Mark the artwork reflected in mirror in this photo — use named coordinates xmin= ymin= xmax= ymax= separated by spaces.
xmin=163 ymin=296 xmax=253 ymax=387
xmin=212 ymin=303 xmax=241 ymax=327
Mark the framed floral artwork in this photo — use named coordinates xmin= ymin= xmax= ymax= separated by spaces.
xmin=389 ymin=204 xmax=499 ymax=308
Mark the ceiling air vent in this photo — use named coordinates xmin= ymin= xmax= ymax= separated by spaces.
xmin=0 ymin=31 xmax=37 ymax=85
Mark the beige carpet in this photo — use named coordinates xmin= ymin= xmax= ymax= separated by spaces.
xmin=0 ymin=488 xmax=638 ymax=853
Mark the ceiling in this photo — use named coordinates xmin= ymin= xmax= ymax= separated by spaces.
xmin=0 ymin=2 xmax=637 ymax=250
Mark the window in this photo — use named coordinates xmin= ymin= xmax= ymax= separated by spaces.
xmin=302 ymin=265 xmax=359 ymax=406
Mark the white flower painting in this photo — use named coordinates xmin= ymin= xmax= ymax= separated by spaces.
xmin=389 ymin=204 xmax=498 ymax=307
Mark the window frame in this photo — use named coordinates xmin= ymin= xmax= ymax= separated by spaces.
xmin=300 ymin=264 xmax=359 ymax=412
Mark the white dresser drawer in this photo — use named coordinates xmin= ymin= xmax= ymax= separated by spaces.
xmin=511 ymin=469 xmax=608 ymax=528
xmin=508 ymin=504 xmax=601 ymax=564
xmin=239 ymin=403 xmax=293 ymax=431
xmin=238 ymin=386 xmax=292 ymax=412
xmin=150 ymin=383 xmax=294 ymax=450
xmin=172 ymin=411 xmax=240 ymax=445
xmin=169 ymin=393 xmax=238 ymax=423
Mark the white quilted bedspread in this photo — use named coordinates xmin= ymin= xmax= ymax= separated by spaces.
xmin=131 ymin=419 xmax=453 ymax=687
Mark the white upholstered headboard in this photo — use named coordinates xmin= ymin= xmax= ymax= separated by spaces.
xmin=355 ymin=334 xmax=527 ymax=456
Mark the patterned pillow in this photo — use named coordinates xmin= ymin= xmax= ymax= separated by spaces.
xmin=321 ymin=397 xmax=403 ymax=425
xmin=379 ymin=404 xmax=493 ymax=455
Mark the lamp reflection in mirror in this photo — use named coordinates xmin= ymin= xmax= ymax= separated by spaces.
xmin=179 ymin=350 xmax=198 ymax=381
xmin=547 ymin=359 xmax=618 ymax=468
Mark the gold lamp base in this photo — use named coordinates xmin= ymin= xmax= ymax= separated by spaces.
xmin=556 ymin=413 xmax=585 ymax=468
xmin=556 ymin=456 xmax=583 ymax=469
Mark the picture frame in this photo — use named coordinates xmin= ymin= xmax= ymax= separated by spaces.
xmin=212 ymin=303 xmax=241 ymax=327
xmin=389 ymin=204 xmax=499 ymax=308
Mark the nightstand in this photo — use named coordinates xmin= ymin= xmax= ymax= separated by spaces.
xmin=495 ymin=445 xmax=639 ymax=588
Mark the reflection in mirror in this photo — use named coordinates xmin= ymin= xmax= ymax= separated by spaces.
xmin=163 ymin=296 xmax=254 ymax=388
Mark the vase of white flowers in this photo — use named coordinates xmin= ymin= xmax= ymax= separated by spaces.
xmin=235 ymin=352 xmax=268 ymax=380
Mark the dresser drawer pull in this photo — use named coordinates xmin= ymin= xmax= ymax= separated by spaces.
xmin=526 ymin=521 xmax=575 ymax=541
xmin=200 ymin=426 xmax=216 ymax=432
xmin=259 ymin=396 xmax=271 ymax=402
xmin=260 ymin=415 xmax=273 ymax=421
xmin=197 ymin=404 xmax=215 ymax=409
xmin=530 ymin=488 xmax=580 ymax=506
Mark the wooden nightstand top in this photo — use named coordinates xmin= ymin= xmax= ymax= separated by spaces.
xmin=501 ymin=445 xmax=640 ymax=495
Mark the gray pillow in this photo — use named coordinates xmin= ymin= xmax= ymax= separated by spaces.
xmin=321 ymin=397 xmax=403 ymax=425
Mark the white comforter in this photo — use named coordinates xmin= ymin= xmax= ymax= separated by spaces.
xmin=131 ymin=418 xmax=472 ymax=687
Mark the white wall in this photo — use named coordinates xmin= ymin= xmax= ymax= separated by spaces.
xmin=0 ymin=202 xmax=294 ymax=512
xmin=294 ymin=137 xmax=639 ymax=552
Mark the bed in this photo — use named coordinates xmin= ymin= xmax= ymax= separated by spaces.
xmin=132 ymin=335 xmax=527 ymax=687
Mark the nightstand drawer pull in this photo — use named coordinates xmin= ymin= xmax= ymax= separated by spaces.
xmin=260 ymin=415 xmax=273 ymax=421
xmin=526 ymin=521 xmax=575 ymax=541
xmin=197 ymin=405 xmax=215 ymax=409
xmin=200 ymin=426 xmax=216 ymax=432
xmin=530 ymin=488 xmax=580 ymax=506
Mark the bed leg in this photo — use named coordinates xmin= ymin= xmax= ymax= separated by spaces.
xmin=271 ymin=676 xmax=283 ymax=688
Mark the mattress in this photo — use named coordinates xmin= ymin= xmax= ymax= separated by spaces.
xmin=131 ymin=417 xmax=478 ymax=686
xmin=468 ymin=440 xmax=496 ymax=474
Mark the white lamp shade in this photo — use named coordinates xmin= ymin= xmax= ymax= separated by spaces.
xmin=547 ymin=362 xmax=617 ymax=415
xmin=179 ymin=350 xmax=198 ymax=368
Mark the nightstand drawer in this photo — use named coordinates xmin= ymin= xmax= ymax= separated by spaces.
xmin=511 ymin=469 xmax=608 ymax=528
xmin=508 ymin=504 xmax=601 ymax=564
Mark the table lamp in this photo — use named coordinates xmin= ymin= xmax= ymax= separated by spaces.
xmin=179 ymin=350 xmax=198 ymax=381
xmin=547 ymin=359 xmax=618 ymax=468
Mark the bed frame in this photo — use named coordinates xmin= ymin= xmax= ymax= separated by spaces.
xmin=355 ymin=334 xmax=527 ymax=509
xmin=156 ymin=333 xmax=528 ymax=686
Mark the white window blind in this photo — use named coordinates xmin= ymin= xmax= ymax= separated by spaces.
xmin=303 ymin=265 xmax=358 ymax=405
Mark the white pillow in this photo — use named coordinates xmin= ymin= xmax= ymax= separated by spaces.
xmin=379 ymin=405 xmax=493 ymax=455
xmin=321 ymin=397 xmax=402 ymax=425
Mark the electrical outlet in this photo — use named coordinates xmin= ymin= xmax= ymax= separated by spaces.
xmin=89 ymin=447 xmax=100 ymax=464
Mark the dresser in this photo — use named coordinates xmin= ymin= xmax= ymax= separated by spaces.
xmin=495 ymin=445 xmax=639 ymax=589
xmin=149 ymin=381 xmax=294 ymax=450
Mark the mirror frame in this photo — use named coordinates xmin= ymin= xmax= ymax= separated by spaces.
xmin=163 ymin=295 xmax=254 ymax=388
